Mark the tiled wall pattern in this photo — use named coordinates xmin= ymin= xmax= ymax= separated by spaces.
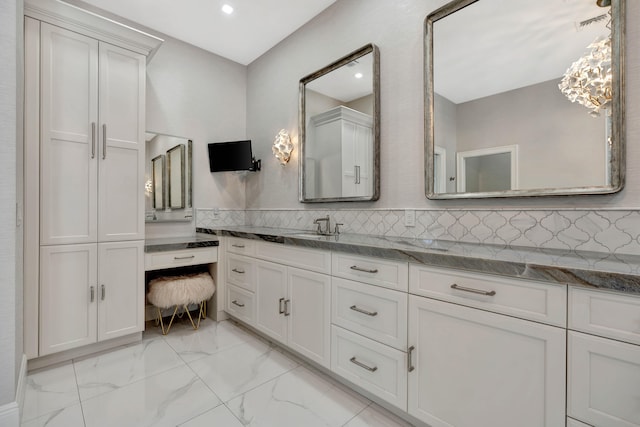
xmin=196 ymin=208 xmax=640 ymax=256
xmin=196 ymin=209 xmax=246 ymax=228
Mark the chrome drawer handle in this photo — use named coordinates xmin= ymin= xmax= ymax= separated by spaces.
xmin=174 ymin=255 xmax=195 ymax=260
xmin=231 ymin=300 xmax=245 ymax=307
xmin=350 ymin=357 xmax=377 ymax=372
xmin=91 ymin=122 xmax=96 ymax=158
xmin=279 ymin=297 xmax=285 ymax=314
xmin=350 ymin=265 xmax=379 ymax=274
xmin=284 ymin=299 xmax=291 ymax=316
xmin=232 ymin=244 xmax=245 ymax=248
xmin=408 ymin=345 xmax=415 ymax=372
xmin=232 ymin=268 xmax=245 ymax=274
xmin=90 ymin=286 xmax=95 ymax=302
xmin=451 ymin=283 xmax=496 ymax=296
xmin=350 ymin=305 xmax=378 ymax=317
xmin=102 ymin=124 xmax=107 ymax=159
xmin=101 ymin=284 xmax=105 ymax=301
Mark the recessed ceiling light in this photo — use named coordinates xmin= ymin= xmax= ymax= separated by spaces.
xmin=222 ymin=4 xmax=234 ymax=14
xmin=354 ymin=72 xmax=363 ymax=79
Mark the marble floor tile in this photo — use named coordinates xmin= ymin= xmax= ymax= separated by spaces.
xmin=22 ymin=362 xmax=80 ymax=422
xmin=81 ymin=365 xmax=221 ymax=427
xmin=73 ymin=338 xmax=185 ymax=401
xmin=226 ymin=365 xmax=370 ymax=427
xmin=188 ymin=338 xmax=299 ymax=402
xmin=343 ymin=404 xmax=414 ymax=427
xmin=164 ymin=319 xmax=259 ymax=363
xmin=178 ymin=404 xmax=244 ymax=427
xmin=20 ymin=404 xmax=85 ymax=427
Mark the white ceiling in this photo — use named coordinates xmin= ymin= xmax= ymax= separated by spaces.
xmin=70 ymin=0 xmax=337 ymax=65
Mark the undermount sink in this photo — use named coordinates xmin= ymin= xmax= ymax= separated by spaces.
xmin=289 ymin=233 xmax=335 ymax=240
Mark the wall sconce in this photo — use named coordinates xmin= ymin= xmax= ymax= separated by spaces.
xmin=272 ymin=129 xmax=294 ymax=166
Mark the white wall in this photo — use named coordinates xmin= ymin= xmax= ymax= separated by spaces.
xmin=246 ymin=0 xmax=640 ymax=210
xmin=0 ymin=0 xmax=21 ymax=407
xmin=145 ymin=37 xmax=248 ymax=237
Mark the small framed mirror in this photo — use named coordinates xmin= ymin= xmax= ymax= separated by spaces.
xmin=145 ymin=133 xmax=192 ymax=222
xmin=167 ymin=144 xmax=186 ymax=209
xmin=151 ymin=154 xmax=165 ymax=210
xmin=299 ymin=44 xmax=380 ymax=202
xmin=425 ymin=0 xmax=625 ymax=199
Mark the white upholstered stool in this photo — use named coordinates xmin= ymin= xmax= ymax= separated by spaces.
xmin=147 ymin=272 xmax=216 ymax=335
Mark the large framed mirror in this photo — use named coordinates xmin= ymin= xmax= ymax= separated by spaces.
xmin=425 ymin=0 xmax=625 ymax=199
xmin=145 ymin=133 xmax=193 ymax=222
xmin=299 ymin=44 xmax=380 ymax=202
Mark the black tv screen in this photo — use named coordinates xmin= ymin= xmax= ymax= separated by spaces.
xmin=208 ymin=140 xmax=253 ymax=172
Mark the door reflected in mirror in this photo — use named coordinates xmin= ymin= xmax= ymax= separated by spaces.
xmin=145 ymin=133 xmax=192 ymax=222
xmin=299 ymin=44 xmax=380 ymax=202
xmin=425 ymin=0 xmax=625 ymax=199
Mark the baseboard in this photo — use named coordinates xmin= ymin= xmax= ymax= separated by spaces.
xmin=16 ymin=354 xmax=27 ymax=418
xmin=0 ymin=401 xmax=20 ymax=427
xmin=28 ymin=333 xmax=142 ymax=371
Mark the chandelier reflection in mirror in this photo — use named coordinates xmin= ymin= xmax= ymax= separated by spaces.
xmin=558 ymin=8 xmax=612 ymax=117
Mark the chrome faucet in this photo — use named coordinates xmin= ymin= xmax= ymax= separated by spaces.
xmin=313 ymin=215 xmax=331 ymax=235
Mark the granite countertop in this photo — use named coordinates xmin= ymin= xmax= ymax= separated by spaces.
xmin=198 ymin=226 xmax=640 ymax=295
xmin=145 ymin=234 xmax=219 ymax=253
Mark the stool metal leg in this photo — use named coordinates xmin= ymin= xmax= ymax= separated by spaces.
xmin=161 ymin=306 xmax=180 ymax=335
xmin=184 ymin=305 xmax=199 ymax=330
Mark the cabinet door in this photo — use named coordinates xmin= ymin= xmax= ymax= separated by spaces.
xmin=255 ymin=260 xmax=288 ymax=344
xmin=288 ymin=267 xmax=331 ymax=368
xmin=40 ymin=23 xmax=98 ymax=245
xmin=98 ymin=42 xmax=145 ymax=241
xmin=568 ymin=331 xmax=640 ymax=427
xmin=408 ymin=295 xmax=566 ymax=427
xmin=40 ymin=244 xmax=98 ymax=355
xmin=97 ymin=241 xmax=144 ymax=341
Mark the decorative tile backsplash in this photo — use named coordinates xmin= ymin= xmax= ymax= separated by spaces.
xmin=196 ymin=208 xmax=640 ymax=256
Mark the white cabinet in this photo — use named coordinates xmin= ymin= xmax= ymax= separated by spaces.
xmin=26 ymin=20 xmax=146 ymax=358
xmin=568 ymin=331 xmax=640 ymax=427
xmin=225 ymin=239 xmax=332 ymax=368
xmin=407 ymin=295 xmax=566 ymax=427
xmin=254 ymin=259 xmax=331 ymax=368
xmin=39 ymin=241 xmax=144 ymax=356
xmin=568 ymin=287 xmax=640 ymax=427
xmin=39 ymin=22 xmax=145 ymax=245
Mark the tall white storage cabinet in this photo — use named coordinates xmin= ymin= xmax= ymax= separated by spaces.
xmin=24 ymin=4 xmax=160 ymax=359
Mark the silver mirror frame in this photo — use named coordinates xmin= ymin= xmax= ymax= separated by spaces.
xmin=151 ymin=154 xmax=165 ymax=210
xmin=167 ymin=143 xmax=186 ymax=209
xmin=299 ymin=43 xmax=380 ymax=203
xmin=424 ymin=0 xmax=625 ymax=199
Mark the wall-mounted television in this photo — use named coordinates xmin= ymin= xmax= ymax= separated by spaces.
xmin=207 ymin=140 xmax=260 ymax=172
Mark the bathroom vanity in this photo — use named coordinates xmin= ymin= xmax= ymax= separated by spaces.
xmin=207 ymin=226 xmax=640 ymax=427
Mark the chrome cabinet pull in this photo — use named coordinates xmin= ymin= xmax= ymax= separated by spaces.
xmin=91 ymin=122 xmax=96 ymax=158
xmin=350 ymin=305 xmax=378 ymax=317
xmin=355 ymin=165 xmax=361 ymax=184
xmin=174 ymin=255 xmax=195 ymax=260
xmin=231 ymin=244 xmax=245 ymax=248
xmin=350 ymin=357 xmax=377 ymax=372
xmin=90 ymin=286 xmax=95 ymax=302
xmin=279 ymin=297 xmax=285 ymax=314
xmin=232 ymin=268 xmax=245 ymax=274
xmin=408 ymin=345 xmax=415 ymax=372
xmin=450 ymin=283 xmax=496 ymax=296
xmin=284 ymin=299 xmax=291 ymax=316
xmin=102 ymin=124 xmax=107 ymax=159
xmin=101 ymin=284 xmax=105 ymax=301
xmin=350 ymin=265 xmax=379 ymax=274
xmin=231 ymin=300 xmax=245 ymax=307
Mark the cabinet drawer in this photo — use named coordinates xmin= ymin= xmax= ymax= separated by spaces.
xmin=226 ymin=237 xmax=256 ymax=256
xmin=568 ymin=331 xmax=640 ymax=427
xmin=332 ymin=253 xmax=408 ymax=291
xmin=570 ymin=287 xmax=640 ymax=345
xmin=226 ymin=254 xmax=256 ymax=292
xmin=255 ymin=241 xmax=331 ymax=274
xmin=226 ymin=284 xmax=255 ymax=326
xmin=332 ymin=277 xmax=407 ymax=350
xmin=331 ymin=326 xmax=407 ymax=410
xmin=409 ymin=264 xmax=566 ymax=326
xmin=144 ymin=247 xmax=218 ymax=271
